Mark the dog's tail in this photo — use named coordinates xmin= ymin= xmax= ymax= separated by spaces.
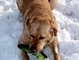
xmin=48 ymin=0 xmax=57 ymax=10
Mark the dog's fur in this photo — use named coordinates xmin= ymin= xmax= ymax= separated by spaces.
xmin=16 ymin=0 xmax=60 ymax=60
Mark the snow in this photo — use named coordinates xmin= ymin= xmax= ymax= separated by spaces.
xmin=0 ymin=0 xmax=79 ymax=60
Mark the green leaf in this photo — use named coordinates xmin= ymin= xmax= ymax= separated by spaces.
xmin=36 ymin=53 xmax=45 ymax=60
xmin=18 ymin=44 xmax=47 ymax=60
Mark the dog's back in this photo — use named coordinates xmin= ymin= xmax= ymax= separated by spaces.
xmin=16 ymin=0 xmax=57 ymax=15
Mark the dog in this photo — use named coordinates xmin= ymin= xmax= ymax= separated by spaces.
xmin=16 ymin=0 xmax=60 ymax=60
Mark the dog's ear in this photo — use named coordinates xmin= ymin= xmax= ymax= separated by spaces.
xmin=26 ymin=17 xmax=39 ymax=26
xmin=26 ymin=18 xmax=31 ymax=26
xmin=26 ymin=18 xmax=34 ymax=26
xmin=50 ymin=20 xmax=58 ymax=36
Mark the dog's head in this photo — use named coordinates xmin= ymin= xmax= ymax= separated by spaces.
xmin=25 ymin=16 xmax=58 ymax=53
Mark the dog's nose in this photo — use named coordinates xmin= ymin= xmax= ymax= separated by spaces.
xmin=30 ymin=47 xmax=37 ymax=53
xmin=32 ymin=49 xmax=37 ymax=52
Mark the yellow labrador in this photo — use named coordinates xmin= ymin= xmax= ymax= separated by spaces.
xmin=16 ymin=0 xmax=60 ymax=60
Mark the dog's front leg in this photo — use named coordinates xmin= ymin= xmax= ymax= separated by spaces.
xmin=49 ymin=37 xmax=60 ymax=60
xmin=21 ymin=50 xmax=29 ymax=60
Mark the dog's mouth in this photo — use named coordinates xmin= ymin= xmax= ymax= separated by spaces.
xmin=18 ymin=44 xmax=47 ymax=58
xmin=18 ymin=44 xmax=43 ymax=53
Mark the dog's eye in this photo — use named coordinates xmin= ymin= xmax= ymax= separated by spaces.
xmin=40 ymin=36 xmax=45 ymax=39
xmin=31 ymin=35 xmax=35 ymax=38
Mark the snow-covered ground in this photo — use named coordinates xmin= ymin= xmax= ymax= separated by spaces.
xmin=0 ymin=0 xmax=79 ymax=60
